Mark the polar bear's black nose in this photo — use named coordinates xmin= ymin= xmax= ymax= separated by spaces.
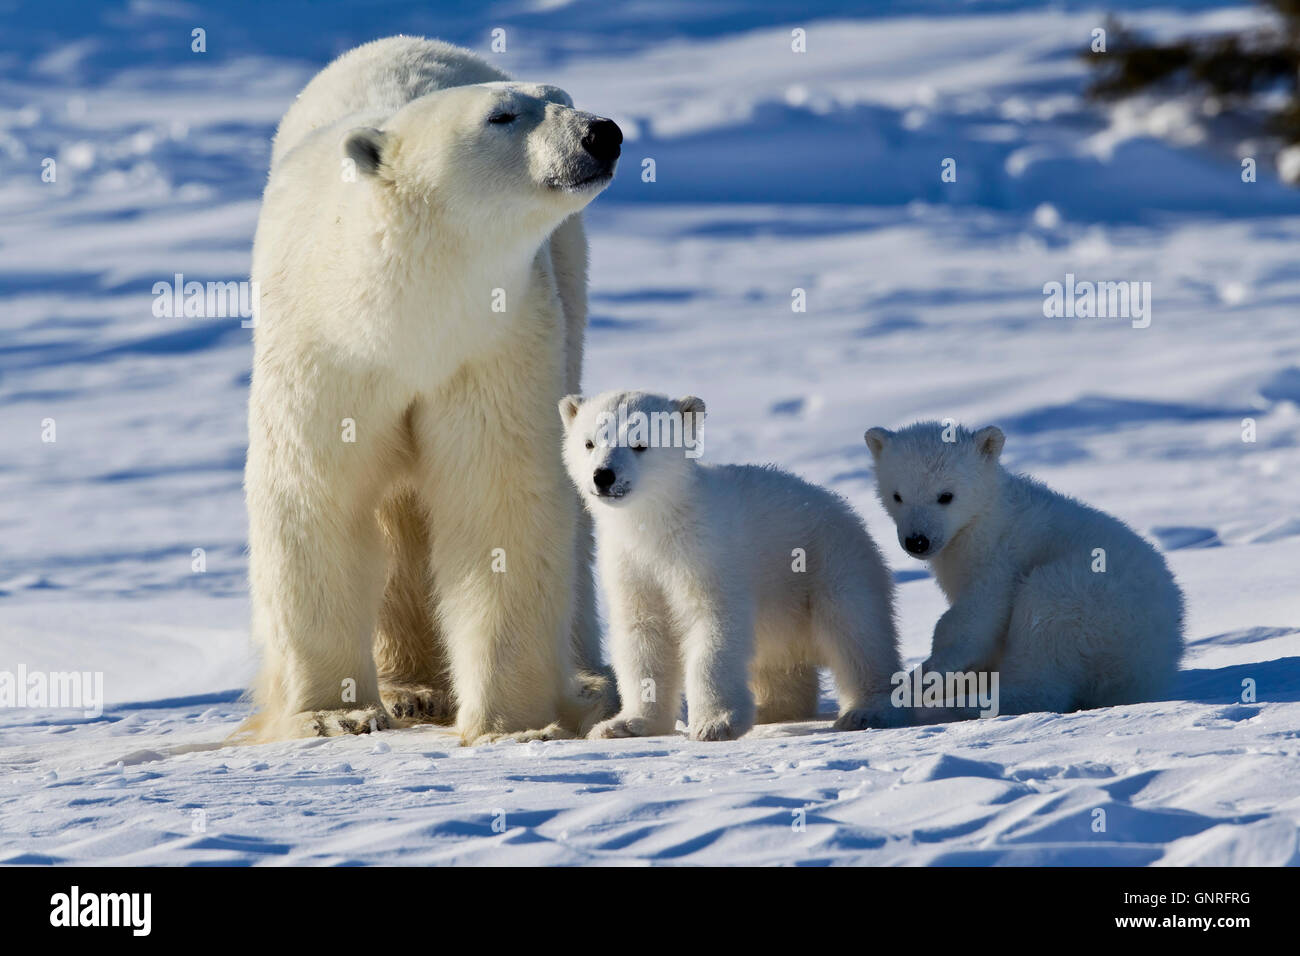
xmin=904 ymin=534 xmax=930 ymax=555
xmin=593 ymin=467 xmax=616 ymax=491
xmin=582 ymin=120 xmax=622 ymax=163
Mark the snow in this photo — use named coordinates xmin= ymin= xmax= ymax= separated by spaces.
xmin=1 ymin=0 xmax=1298 ymax=866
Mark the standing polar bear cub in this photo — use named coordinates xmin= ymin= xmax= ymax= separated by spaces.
xmin=561 ymin=391 xmax=904 ymax=741
xmin=866 ymin=422 xmax=1184 ymax=717
xmin=240 ymin=37 xmax=620 ymax=744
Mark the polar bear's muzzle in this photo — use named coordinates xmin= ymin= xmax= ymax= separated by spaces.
xmin=591 ymin=465 xmax=630 ymax=500
xmin=903 ymin=533 xmax=933 ymax=557
xmin=546 ymin=116 xmax=622 ymax=191
xmin=581 ymin=119 xmax=622 ymax=165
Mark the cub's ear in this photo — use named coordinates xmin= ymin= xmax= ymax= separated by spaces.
xmin=558 ymin=394 xmax=583 ymax=427
xmin=344 ymin=127 xmax=388 ymax=178
xmin=974 ymin=425 xmax=1005 ymax=461
xmin=864 ymin=427 xmax=892 ymax=459
xmin=677 ymin=395 xmax=706 ymax=419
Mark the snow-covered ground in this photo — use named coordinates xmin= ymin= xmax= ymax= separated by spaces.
xmin=1 ymin=0 xmax=1298 ymax=865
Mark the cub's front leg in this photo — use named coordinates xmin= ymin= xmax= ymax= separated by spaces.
xmin=681 ymin=584 xmax=756 ymax=742
xmin=922 ymin=573 xmax=1014 ymax=678
xmin=588 ymin=563 xmax=682 ymax=739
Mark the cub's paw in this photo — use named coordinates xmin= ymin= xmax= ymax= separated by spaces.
xmin=380 ymin=682 xmax=455 ymax=725
xmin=587 ymin=715 xmax=658 ymax=739
xmin=689 ymin=713 xmax=751 ymax=742
xmin=301 ymin=706 xmax=390 ymax=737
xmin=467 ymin=722 xmax=577 ymax=747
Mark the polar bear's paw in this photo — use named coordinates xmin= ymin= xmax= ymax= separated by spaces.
xmin=380 ymin=682 xmax=456 ymax=725
xmin=467 ymin=722 xmax=577 ymax=746
xmin=302 ymin=706 xmax=390 ymax=737
xmin=689 ymin=713 xmax=750 ymax=742
xmin=587 ymin=715 xmax=658 ymax=739
xmin=575 ymin=668 xmax=619 ymax=721
xmin=559 ymin=669 xmax=620 ymax=737
xmin=833 ymin=699 xmax=908 ymax=731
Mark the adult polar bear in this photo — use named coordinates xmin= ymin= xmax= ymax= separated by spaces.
xmin=239 ymin=37 xmax=620 ymax=744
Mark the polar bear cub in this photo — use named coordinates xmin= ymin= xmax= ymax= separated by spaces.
xmin=865 ymin=422 xmax=1184 ymax=717
xmin=560 ymin=390 xmax=904 ymax=741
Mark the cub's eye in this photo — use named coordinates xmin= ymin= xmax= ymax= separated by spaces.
xmin=584 ymin=440 xmax=594 ymax=450
xmin=488 ymin=112 xmax=518 ymax=125
xmin=893 ymin=492 xmax=902 ymax=503
xmin=938 ymin=492 xmax=953 ymax=505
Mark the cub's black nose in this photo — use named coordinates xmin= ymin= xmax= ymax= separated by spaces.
xmin=904 ymin=534 xmax=930 ymax=555
xmin=593 ymin=467 xmax=616 ymax=491
xmin=581 ymin=119 xmax=622 ymax=163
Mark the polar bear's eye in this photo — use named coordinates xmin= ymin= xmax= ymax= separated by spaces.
xmin=488 ymin=112 xmax=518 ymax=125
xmin=584 ymin=439 xmax=595 ymax=450
xmin=892 ymin=492 xmax=902 ymax=503
xmin=938 ymin=492 xmax=953 ymax=505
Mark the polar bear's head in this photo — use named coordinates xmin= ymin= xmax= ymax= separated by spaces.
xmin=558 ymin=391 xmax=706 ymax=512
xmin=342 ymin=81 xmax=620 ymax=240
xmin=865 ymin=421 xmax=1005 ymax=560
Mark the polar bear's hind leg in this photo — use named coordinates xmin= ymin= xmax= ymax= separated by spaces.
xmin=753 ymin=662 xmax=819 ymax=723
xmin=375 ymin=480 xmax=456 ymax=725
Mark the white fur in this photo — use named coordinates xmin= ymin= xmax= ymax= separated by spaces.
xmin=561 ymin=391 xmax=903 ymax=741
xmin=238 ymin=37 xmax=618 ymax=745
xmin=866 ymin=422 xmax=1185 ymax=716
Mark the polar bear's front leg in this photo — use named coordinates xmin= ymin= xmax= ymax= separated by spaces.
xmin=923 ymin=572 xmax=1014 ymax=677
xmin=682 ymin=593 xmax=756 ymax=742
xmin=418 ymin=342 xmax=579 ymax=743
xmin=588 ymin=570 xmax=682 ymax=739
xmin=422 ymin=453 xmax=575 ymax=742
xmin=241 ymin=379 xmax=403 ymax=742
xmin=549 ymin=216 xmax=619 ymax=727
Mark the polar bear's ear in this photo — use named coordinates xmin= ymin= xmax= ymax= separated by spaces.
xmin=864 ymin=427 xmax=891 ymax=459
xmin=558 ymin=394 xmax=583 ymax=427
xmin=535 ymin=84 xmax=574 ymax=108
xmin=344 ymin=127 xmax=388 ymax=179
xmin=974 ymin=425 xmax=1005 ymax=461
xmin=677 ymin=396 xmax=706 ymax=419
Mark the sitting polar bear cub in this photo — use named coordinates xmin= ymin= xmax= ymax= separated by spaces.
xmin=865 ymin=421 xmax=1184 ymax=717
xmin=561 ymin=390 xmax=904 ymax=741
